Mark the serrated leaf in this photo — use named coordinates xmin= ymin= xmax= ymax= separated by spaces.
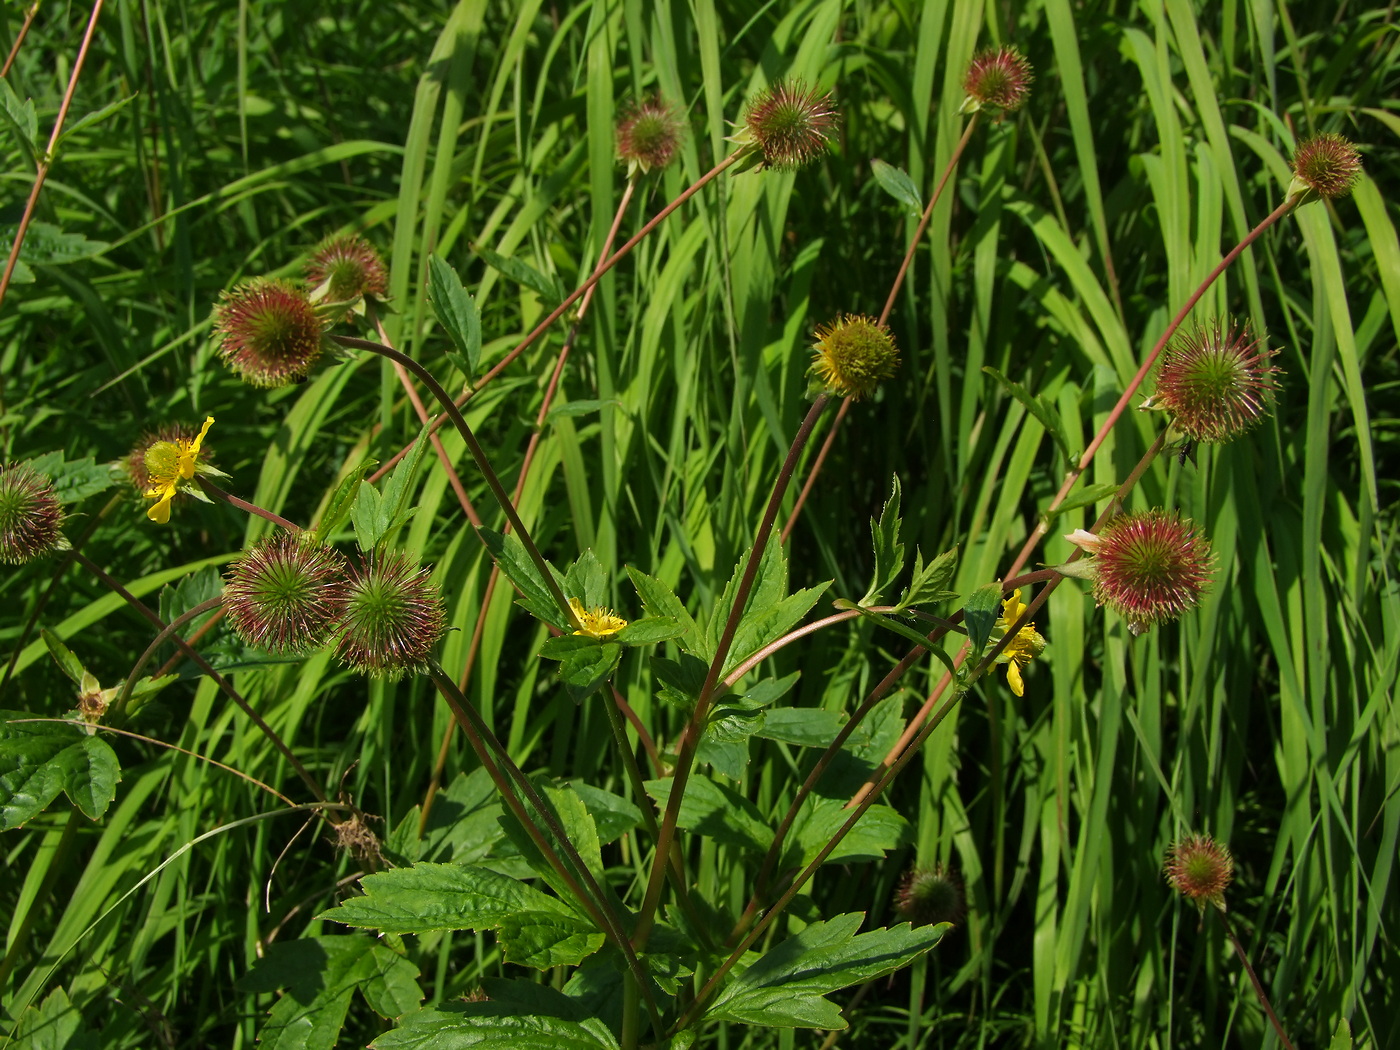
xmin=755 ymin=708 xmax=846 ymax=748
xmin=381 ymin=421 xmax=432 ymax=527
xmin=42 ymin=631 xmax=87 ymax=687
xmin=318 ymin=862 xmax=568 ymax=935
xmin=158 ymin=565 xmax=224 ymax=638
xmin=478 ymin=527 xmax=568 ymax=630
xmin=4 ymin=222 xmax=110 ymax=267
xmin=707 ymin=914 xmax=946 ymax=1028
xmin=22 ymin=452 xmax=112 ymax=505
xmin=870 ymin=159 xmax=923 ymax=215
xmin=352 ymin=480 xmax=390 ymax=552
xmin=8 ymin=986 xmax=99 ymax=1050
xmin=830 ymin=601 xmax=959 ymax=678
xmin=498 ymin=909 xmax=605 ymax=969
xmin=614 ymin=616 xmax=684 ymax=645
xmin=546 ymin=399 xmax=622 ymax=422
xmin=791 ymin=798 xmax=909 ymax=868
xmin=895 ymin=546 xmax=959 ymax=610
xmin=695 ymin=736 xmax=749 ymax=780
xmin=372 ymin=1005 xmax=620 ymax=1050
xmin=963 ymin=583 xmax=1005 ymax=655
xmin=983 ymin=367 xmax=1073 ymax=461
xmin=0 ymin=78 xmax=38 ymax=161
xmin=475 ymin=245 xmax=566 ymax=307
xmin=557 ymin=642 xmax=622 ymax=703
xmin=626 ymin=567 xmax=700 ymax=653
xmin=428 ymin=254 xmax=482 ymax=379
xmin=563 ymin=549 xmax=607 ymax=609
xmin=314 ymin=469 xmax=365 ymax=544
xmin=644 ymin=775 xmax=772 ymax=853
xmin=0 ymin=716 xmax=122 ymax=826
xmin=568 ymin=781 xmax=641 ymax=845
xmin=861 ymin=477 xmax=904 ymax=606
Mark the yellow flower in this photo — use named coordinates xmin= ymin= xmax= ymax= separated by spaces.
xmin=569 ymin=597 xmax=628 ymax=639
xmin=144 ymin=416 xmax=214 ymax=524
xmin=994 ymin=588 xmax=1046 ymax=697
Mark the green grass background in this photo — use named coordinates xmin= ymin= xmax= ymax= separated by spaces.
xmin=2 ymin=0 xmax=1397 ymax=1046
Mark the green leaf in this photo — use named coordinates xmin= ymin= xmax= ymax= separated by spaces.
xmin=983 ymin=367 xmax=1073 ymax=462
xmin=651 ymin=653 xmax=708 ymax=710
xmin=4 ymin=221 xmax=110 ymax=267
xmin=963 ymin=583 xmax=1005 ymax=656
xmin=478 ymin=527 xmax=567 ymax=630
xmin=626 ymin=567 xmax=701 ymax=653
xmin=8 ymin=987 xmax=99 ymax=1050
xmin=1329 ymin=1018 xmax=1353 ymax=1050
xmin=498 ymin=909 xmax=605 ymax=969
xmin=861 ymin=477 xmax=904 ymax=606
xmin=0 ymin=715 xmax=122 ymax=826
xmin=557 ymin=642 xmax=623 ymax=703
xmin=57 ymin=94 xmax=138 ymax=148
xmin=0 ymin=78 xmax=38 ymax=162
xmin=42 ymin=631 xmax=87 ymax=687
xmin=755 ymin=708 xmax=846 ymax=748
xmin=707 ymin=914 xmax=947 ymax=1028
xmin=567 ymin=781 xmax=641 ymax=845
xmin=314 ymin=469 xmax=365 ymax=544
xmin=158 ymin=566 xmax=224 ymax=637
xmin=351 ymin=480 xmax=390 ymax=552
xmin=1047 ymin=481 xmax=1120 ymax=518
xmin=695 ymin=737 xmax=749 ymax=781
xmin=831 ymin=601 xmax=959 ymax=679
xmin=895 ymin=546 xmax=959 ymax=611
xmin=373 ymin=1005 xmax=620 ymax=1050
xmin=791 ymin=798 xmax=910 ymax=868
xmin=563 ymin=549 xmax=607 ymax=609
xmin=318 ymin=862 xmax=569 ymax=935
xmin=428 ymin=254 xmax=483 ymax=379
xmin=21 ymin=452 xmax=112 ymax=505
xmin=474 ymin=245 xmax=566 ymax=307
xmin=614 ymin=616 xmax=685 ymax=645
xmin=870 ymin=159 xmax=923 ymax=215
xmin=644 ymin=775 xmax=772 ymax=853
xmin=546 ymin=399 xmax=622 ymax=422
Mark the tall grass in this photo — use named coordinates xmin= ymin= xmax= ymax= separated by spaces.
xmin=2 ymin=1 xmax=1396 ymax=1046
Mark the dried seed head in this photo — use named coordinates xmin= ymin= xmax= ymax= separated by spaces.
xmin=739 ymin=80 xmax=838 ymax=171
xmin=1092 ymin=510 xmax=1213 ymax=635
xmin=961 ymin=46 xmax=1034 ymax=115
xmin=213 ymin=278 xmax=326 ymax=388
xmin=616 ymin=96 xmax=684 ymax=177
xmin=333 ymin=812 xmax=385 ymax=867
xmin=1288 ymin=133 xmax=1362 ymax=203
xmin=1148 ymin=321 xmax=1280 ymax=443
xmin=810 ymin=314 xmax=899 ymax=400
xmin=1165 ymin=833 xmax=1233 ymax=912
xmin=224 ymin=533 xmax=350 ymax=655
xmin=304 ymin=233 xmax=389 ymax=302
xmin=335 ymin=552 xmax=448 ymax=677
xmin=895 ymin=864 xmax=966 ymax=928
xmin=0 ymin=463 xmax=63 ymax=564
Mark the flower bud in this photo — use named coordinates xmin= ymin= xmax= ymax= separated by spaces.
xmin=1165 ymin=833 xmax=1233 ymax=912
xmin=809 ymin=314 xmax=899 ymax=400
xmin=894 ymin=863 xmax=966 ymax=928
xmin=335 ymin=552 xmax=448 ymax=677
xmin=224 ymin=533 xmax=350 ymax=655
xmin=213 ymin=278 xmax=327 ymax=388
xmin=304 ymin=233 xmax=389 ymax=302
xmin=0 ymin=463 xmax=63 ymax=564
xmin=1091 ymin=510 xmax=1213 ymax=635
xmin=1147 ymin=321 xmax=1280 ymax=443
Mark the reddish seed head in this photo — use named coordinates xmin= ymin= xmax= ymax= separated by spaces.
xmin=0 ymin=463 xmax=63 ymax=564
xmin=335 ymin=551 xmax=448 ymax=677
xmin=1092 ymin=510 xmax=1213 ymax=635
xmin=223 ymin=533 xmax=351 ymax=655
xmin=962 ymin=46 xmax=1034 ymax=114
xmin=1289 ymin=133 xmax=1362 ymax=201
xmin=894 ymin=864 xmax=966 ymax=928
xmin=742 ymin=80 xmax=838 ymax=171
xmin=616 ymin=96 xmax=684 ymax=176
xmin=304 ymin=233 xmax=389 ymax=301
xmin=809 ymin=314 xmax=900 ymax=400
xmin=1151 ymin=321 xmax=1280 ymax=443
xmin=1165 ymin=833 xmax=1234 ymax=912
xmin=213 ymin=278 xmax=326 ymax=388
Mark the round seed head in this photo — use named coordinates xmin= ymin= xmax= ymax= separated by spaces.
xmin=894 ymin=864 xmax=966 ymax=928
xmin=616 ymin=96 xmax=684 ymax=176
xmin=125 ymin=422 xmax=213 ymax=492
xmin=0 ymin=463 xmax=63 ymax=564
xmin=304 ymin=233 xmax=389 ymax=301
xmin=962 ymin=46 xmax=1034 ymax=114
xmin=742 ymin=80 xmax=838 ymax=171
xmin=1151 ymin=321 xmax=1280 ymax=443
xmin=1165 ymin=833 xmax=1233 ymax=912
xmin=810 ymin=314 xmax=899 ymax=400
xmin=1092 ymin=510 xmax=1213 ymax=635
xmin=1289 ymin=133 xmax=1362 ymax=202
xmin=224 ymin=533 xmax=350 ymax=655
xmin=213 ymin=278 xmax=326 ymax=388
xmin=335 ymin=552 xmax=448 ymax=677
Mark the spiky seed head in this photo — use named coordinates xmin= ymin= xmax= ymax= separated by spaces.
xmin=616 ymin=96 xmax=684 ymax=177
xmin=1165 ymin=833 xmax=1234 ymax=912
xmin=0 ymin=463 xmax=64 ymax=564
xmin=809 ymin=314 xmax=899 ymax=400
xmin=1288 ymin=133 xmax=1362 ymax=203
xmin=304 ymin=233 xmax=389 ymax=302
xmin=895 ymin=864 xmax=966 ymax=928
xmin=961 ymin=46 xmax=1034 ymax=115
xmin=213 ymin=278 xmax=326 ymax=388
xmin=335 ymin=552 xmax=448 ymax=677
xmin=1092 ymin=510 xmax=1213 ymax=635
xmin=1148 ymin=321 xmax=1280 ymax=443
xmin=223 ymin=533 xmax=350 ymax=655
xmin=125 ymin=423 xmax=212 ymax=492
xmin=741 ymin=80 xmax=838 ymax=171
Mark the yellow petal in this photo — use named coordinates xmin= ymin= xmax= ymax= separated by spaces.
xmin=147 ymin=493 xmax=173 ymax=524
xmin=1006 ymin=661 xmax=1024 ymax=697
xmin=180 ymin=416 xmax=215 ymax=479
